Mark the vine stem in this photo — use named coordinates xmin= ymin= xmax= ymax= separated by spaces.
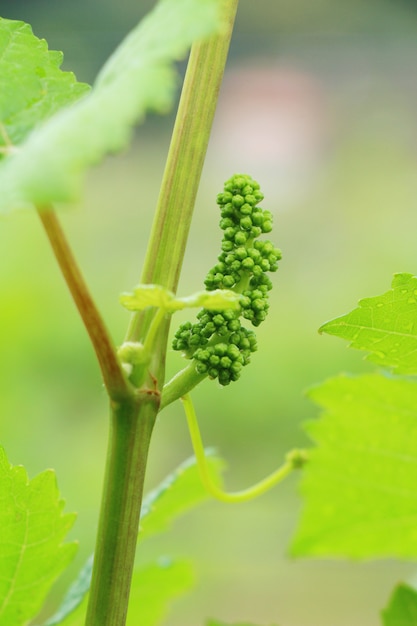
xmin=37 ymin=206 xmax=130 ymax=402
xmin=126 ymin=0 xmax=239 ymax=341
xmin=85 ymin=3 xmax=240 ymax=626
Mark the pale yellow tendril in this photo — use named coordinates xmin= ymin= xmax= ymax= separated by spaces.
xmin=181 ymin=393 xmax=307 ymax=503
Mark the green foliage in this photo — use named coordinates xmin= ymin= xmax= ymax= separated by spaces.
xmin=0 ymin=447 xmax=76 ymax=626
xmin=382 ymin=584 xmax=417 ymax=626
xmin=139 ymin=453 xmax=224 ymax=541
xmin=320 ymin=273 xmax=417 ymax=374
xmin=292 ymin=373 xmax=417 ymax=557
xmin=0 ymin=18 xmax=90 ymax=152
xmin=127 ymin=560 xmax=194 ymax=626
xmin=294 ymin=274 xmax=417 ymax=562
xmin=5 ymin=0 xmax=417 ymax=623
xmin=172 ymin=174 xmax=282 ymax=386
xmin=0 ymin=0 xmax=222 ymax=210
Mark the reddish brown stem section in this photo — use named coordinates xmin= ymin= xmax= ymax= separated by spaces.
xmin=37 ymin=206 xmax=130 ymax=401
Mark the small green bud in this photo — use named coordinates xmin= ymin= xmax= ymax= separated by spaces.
xmin=232 ymin=194 xmax=245 ymax=208
xmin=251 ymin=211 xmax=264 ymax=226
xmin=227 ymin=319 xmax=241 ymax=332
xmin=217 ymin=191 xmax=233 ymax=205
xmin=234 ymin=231 xmax=248 ymax=245
xmin=195 ymin=361 xmax=209 ymax=374
xmin=214 ymin=343 xmax=228 ymax=356
xmin=220 ymin=356 xmax=232 ymax=369
xmin=223 ymin=274 xmax=235 ymax=288
xmin=197 ymin=349 xmax=211 ymax=362
xmin=221 ymin=241 xmax=234 ymax=252
xmin=117 ymin=341 xmax=147 ymax=365
xmin=240 ymin=203 xmax=253 ymax=215
xmin=242 ymin=185 xmax=254 ymax=195
xmin=208 ymin=367 xmax=219 ymax=379
xmin=223 ymin=309 xmax=237 ymax=321
xmin=220 ymin=217 xmax=234 ymax=230
xmin=240 ymin=216 xmax=252 ymax=230
xmin=234 ymin=246 xmax=248 ymax=260
xmin=241 ymin=257 xmax=255 ymax=271
xmin=248 ymin=249 xmax=261 ymax=262
xmin=224 ymin=226 xmax=237 ymax=240
xmin=230 ymin=361 xmax=243 ymax=376
xmin=218 ymin=370 xmax=232 ymax=385
xmin=252 ymin=298 xmax=266 ymax=311
xmin=227 ymin=344 xmax=241 ymax=360
xmin=213 ymin=314 xmax=225 ymax=327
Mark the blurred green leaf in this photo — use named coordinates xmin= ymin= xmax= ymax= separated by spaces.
xmin=43 ymin=595 xmax=88 ymax=626
xmin=0 ymin=18 xmax=90 ymax=152
xmin=320 ymin=273 xmax=417 ymax=374
xmin=382 ymin=584 xmax=417 ymax=626
xmin=0 ymin=447 xmax=77 ymax=626
xmin=120 ymin=285 xmax=179 ymax=312
xmin=47 ymin=597 xmax=86 ymax=626
xmin=0 ymin=0 xmax=222 ymax=210
xmin=46 ymin=559 xmax=194 ymax=626
xmin=41 ymin=556 xmax=93 ymax=626
xmin=127 ymin=559 xmax=194 ymax=626
xmin=292 ymin=373 xmax=417 ymax=558
xmin=44 ymin=454 xmax=223 ymax=625
xmin=139 ymin=453 xmax=224 ymax=541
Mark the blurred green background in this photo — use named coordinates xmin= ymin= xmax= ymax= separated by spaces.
xmin=2 ymin=1 xmax=417 ymax=625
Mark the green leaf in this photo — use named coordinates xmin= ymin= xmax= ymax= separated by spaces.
xmin=127 ymin=559 xmax=194 ymax=626
xmin=0 ymin=447 xmax=77 ymax=626
xmin=292 ymin=373 xmax=417 ymax=558
xmin=46 ymin=598 xmax=86 ymax=626
xmin=120 ymin=284 xmax=240 ymax=313
xmin=120 ymin=285 xmax=179 ymax=312
xmin=382 ymin=584 xmax=417 ymax=626
xmin=320 ymin=273 xmax=417 ymax=374
xmin=47 ymin=598 xmax=86 ymax=626
xmin=41 ymin=556 xmax=93 ymax=626
xmin=0 ymin=18 xmax=90 ymax=154
xmin=0 ymin=0 xmax=222 ymax=210
xmin=139 ymin=453 xmax=224 ymax=541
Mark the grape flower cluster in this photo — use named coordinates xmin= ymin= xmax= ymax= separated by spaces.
xmin=172 ymin=174 xmax=281 ymax=386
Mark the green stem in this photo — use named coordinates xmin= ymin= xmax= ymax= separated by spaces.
xmin=161 ymin=361 xmax=207 ymax=410
xmin=84 ymin=395 xmax=157 ymax=626
xmin=126 ymin=0 xmax=239 ymax=342
xmin=86 ymin=3 xmax=239 ymax=625
xmin=181 ymin=394 xmax=307 ymax=503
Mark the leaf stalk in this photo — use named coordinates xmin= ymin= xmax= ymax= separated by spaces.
xmin=37 ymin=206 xmax=130 ymax=402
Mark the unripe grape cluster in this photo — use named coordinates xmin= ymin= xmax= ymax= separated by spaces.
xmin=172 ymin=174 xmax=281 ymax=385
